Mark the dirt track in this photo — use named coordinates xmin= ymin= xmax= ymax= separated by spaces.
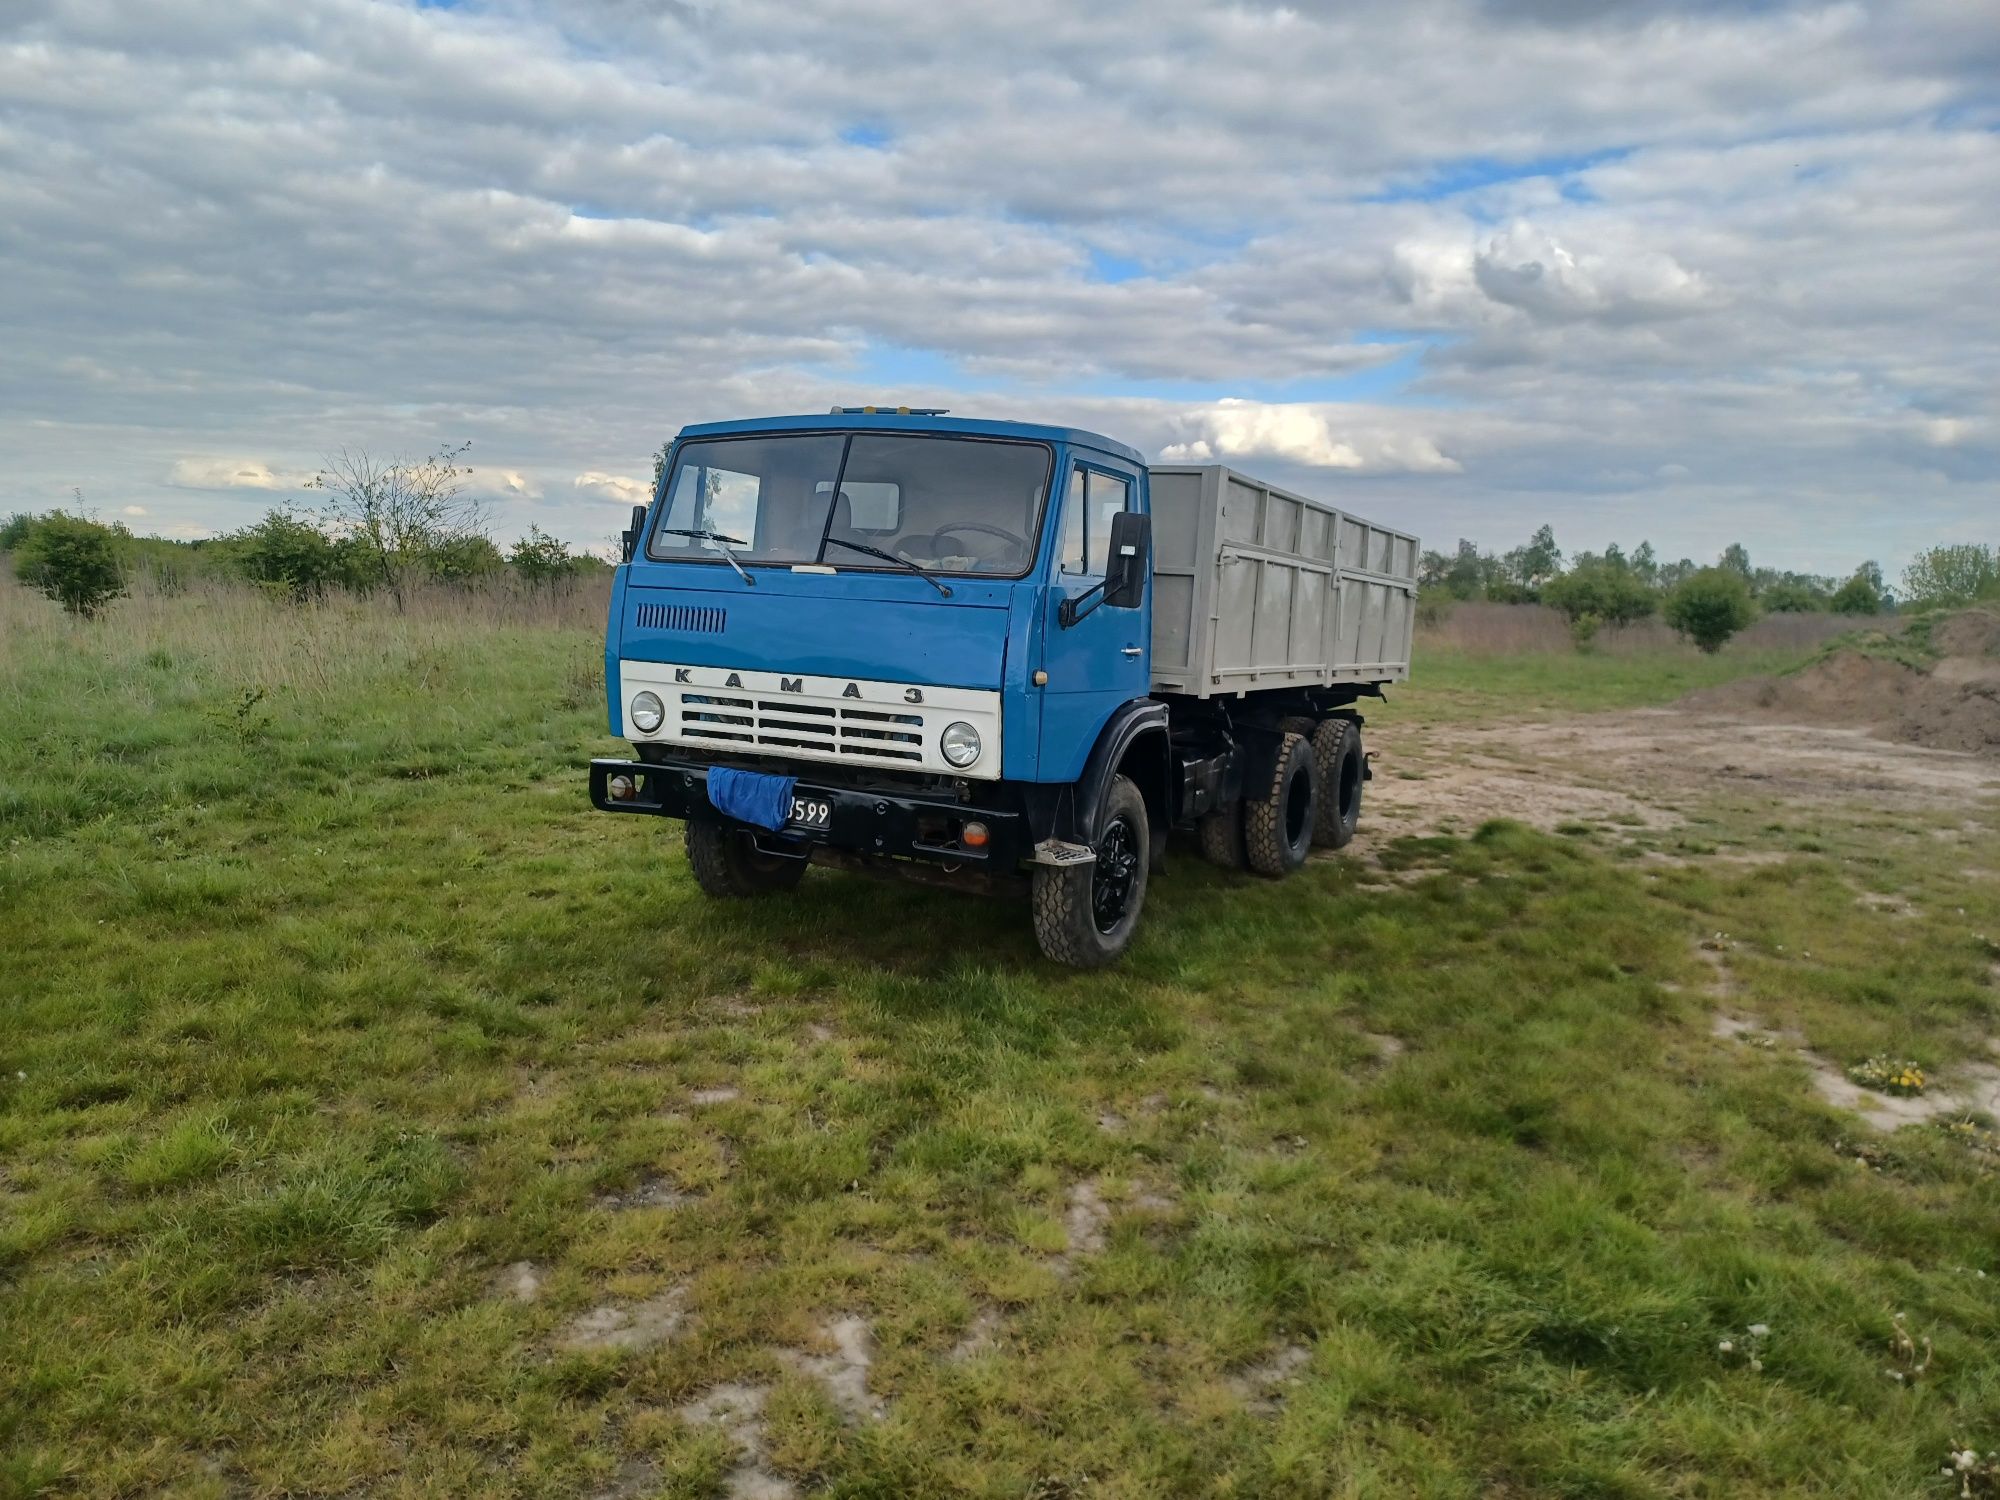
xmin=1358 ymin=708 xmax=2000 ymax=848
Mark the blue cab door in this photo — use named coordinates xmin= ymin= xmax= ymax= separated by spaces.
xmin=1038 ymin=459 xmax=1150 ymax=781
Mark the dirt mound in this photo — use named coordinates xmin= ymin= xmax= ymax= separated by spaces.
xmin=1682 ymin=652 xmax=1925 ymax=720
xmin=1682 ymin=618 xmax=2000 ymax=756
xmin=1933 ymin=608 xmax=2000 ymax=658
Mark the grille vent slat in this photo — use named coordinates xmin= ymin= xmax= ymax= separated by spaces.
xmin=670 ymin=688 xmax=932 ymax=767
xmin=635 ymin=603 xmax=727 ymax=634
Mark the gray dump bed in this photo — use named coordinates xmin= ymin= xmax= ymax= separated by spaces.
xmin=1147 ymin=465 xmax=1418 ymax=698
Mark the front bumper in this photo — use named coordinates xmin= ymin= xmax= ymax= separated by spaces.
xmin=589 ymin=756 xmax=1029 ymax=869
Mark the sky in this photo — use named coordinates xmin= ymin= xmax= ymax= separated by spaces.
xmin=2 ymin=0 xmax=1996 ymax=576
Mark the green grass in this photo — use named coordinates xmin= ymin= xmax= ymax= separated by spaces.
xmin=3 ymin=579 xmax=1998 ymax=1498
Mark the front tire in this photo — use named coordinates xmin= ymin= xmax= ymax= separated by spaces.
xmin=684 ymin=820 xmax=806 ymax=898
xmin=1244 ymin=731 xmax=1317 ymax=877
xmin=1032 ymin=774 xmax=1149 ymax=968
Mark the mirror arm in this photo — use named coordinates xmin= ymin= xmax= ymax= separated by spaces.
xmin=1058 ymin=578 xmax=1108 ymax=628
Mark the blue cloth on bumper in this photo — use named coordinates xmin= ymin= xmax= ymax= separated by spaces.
xmin=706 ymin=767 xmax=798 ymax=832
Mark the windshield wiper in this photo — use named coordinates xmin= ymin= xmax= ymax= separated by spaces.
xmin=820 ymin=537 xmax=953 ymax=597
xmin=658 ymin=528 xmax=756 ymax=587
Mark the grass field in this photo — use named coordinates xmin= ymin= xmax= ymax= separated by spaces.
xmin=3 ymin=576 xmax=1997 ymax=1498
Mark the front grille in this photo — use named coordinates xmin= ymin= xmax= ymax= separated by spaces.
xmin=675 ymin=691 xmax=925 ymax=763
xmin=634 ymin=603 xmax=726 ymax=634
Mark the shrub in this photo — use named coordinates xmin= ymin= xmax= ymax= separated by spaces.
xmin=0 ymin=512 xmax=33 ymax=551
xmin=1901 ymin=543 xmax=1997 ymax=609
xmin=230 ymin=509 xmax=340 ymax=602
xmin=426 ymin=533 xmax=504 ymax=585
xmin=1830 ymin=572 xmax=1884 ymax=615
xmin=1761 ymin=579 xmax=1824 ymax=613
xmin=12 ymin=511 xmax=126 ymax=618
xmin=1664 ymin=568 xmax=1755 ymax=653
xmin=1542 ymin=561 xmax=1656 ymax=631
xmin=510 ymin=525 xmax=578 ymax=589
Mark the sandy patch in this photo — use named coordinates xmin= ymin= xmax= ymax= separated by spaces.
xmin=781 ymin=1315 xmax=883 ymax=1422
xmin=494 ymin=1260 xmax=542 ymax=1303
xmin=1063 ymin=1180 xmax=1110 ymax=1256
xmin=1714 ymin=1012 xmax=2000 ymax=1130
xmin=1229 ymin=1343 xmax=1311 ymax=1415
xmin=558 ymin=1287 xmax=688 ymax=1352
xmin=689 ymin=1086 xmax=741 ymax=1106
xmin=948 ymin=1306 xmax=1004 ymax=1362
xmin=586 ymin=1457 xmax=659 ymax=1500
xmin=679 ymin=1383 xmax=793 ymax=1500
xmin=597 ymin=1176 xmax=693 ymax=1211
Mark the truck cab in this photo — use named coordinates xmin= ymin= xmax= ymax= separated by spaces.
xmin=591 ymin=409 xmax=1415 ymax=966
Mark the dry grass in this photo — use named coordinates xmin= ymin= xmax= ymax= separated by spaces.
xmin=1420 ymin=600 xmax=1878 ymax=657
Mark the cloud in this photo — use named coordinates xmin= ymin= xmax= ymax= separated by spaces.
xmin=121 ymin=504 xmax=147 ymax=516
xmin=0 ymin=0 xmax=1992 ymax=571
xmin=1160 ymin=400 xmax=1462 ymax=474
xmin=475 ymin=468 xmax=543 ymax=501
xmin=574 ymin=471 xmax=651 ymax=505
xmin=164 ymin=458 xmax=310 ymax=491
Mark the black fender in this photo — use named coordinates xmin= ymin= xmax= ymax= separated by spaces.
xmin=1075 ymin=699 xmax=1172 ymax=839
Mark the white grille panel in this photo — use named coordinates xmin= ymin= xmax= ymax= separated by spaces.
xmin=620 ymin=661 xmax=1003 ymax=779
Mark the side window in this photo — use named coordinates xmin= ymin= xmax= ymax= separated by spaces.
xmin=1086 ymin=472 xmax=1130 ymax=575
xmin=1060 ymin=467 xmax=1131 ymax=576
xmin=1059 ymin=469 xmax=1087 ymax=574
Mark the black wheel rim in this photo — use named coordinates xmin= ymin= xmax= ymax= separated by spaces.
xmin=1091 ymin=815 xmax=1140 ymax=934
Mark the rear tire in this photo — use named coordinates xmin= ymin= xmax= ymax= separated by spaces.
xmin=1244 ymin=731 xmax=1317 ymax=877
xmin=1198 ymin=802 xmax=1247 ymax=870
xmin=1310 ymin=718 xmax=1363 ymax=849
xmin=684 ymin=820 xmax=806 ymax=898
xmin=1032 ymin=774 xmax=1149 ymax=968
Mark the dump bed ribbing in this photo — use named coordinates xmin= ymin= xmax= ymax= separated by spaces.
xmin=1146 ymin=465 xmax=1418 ymax=698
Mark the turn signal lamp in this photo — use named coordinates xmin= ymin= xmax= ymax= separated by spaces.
xmin=961 ymin=821 xmax=990 ymax=849
xmin=608 ymin=774 xmax=638 ymax=802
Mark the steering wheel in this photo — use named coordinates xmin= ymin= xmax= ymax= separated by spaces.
xmin=928 ymin=521 xmax=1027 ymax=552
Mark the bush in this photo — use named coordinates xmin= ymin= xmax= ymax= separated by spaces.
xmin=509 ymin=525 xmax=578 ymax=589
xmin=1664 ymin=568 xmax=1755 ymax=653
xmin=1542 ymin=561 xmax=1656 ymax=632
xmin=426 ymin=533 xmax=504 ymax=585
xmin=1830 ymin=572 xmax=1884 ymax=616
xmin=1761 ymin=579 xmax=1824 ymax=613
xmin=0 ymin=513 xmax=33 ymax=551
xmin=1901 ymin=543 xmax=1997 ymax=609
xmin=12 ymin=512 xmax=126 ymax=618
xmin=230 ymin=510 xmax=340 ymax=602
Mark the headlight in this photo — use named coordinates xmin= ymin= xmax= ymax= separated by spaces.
xmin=629 ymin=690 xmax=665 ymax=733
xmin=940 ymin=721 xmax=981 ymax=768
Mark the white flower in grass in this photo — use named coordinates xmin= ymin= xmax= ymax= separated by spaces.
xmin=1717 ymin=1339 xmax=1734 ymax=1353
xmin=1747 ymin=1323 xmax=1770 ymax=1337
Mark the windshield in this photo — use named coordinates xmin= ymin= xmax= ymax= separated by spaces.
xmin=648 ymin=431 xmax=1051 ymax=577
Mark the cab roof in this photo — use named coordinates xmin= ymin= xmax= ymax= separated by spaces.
xmin=675 ymin=411 xmax=1146 ymax=468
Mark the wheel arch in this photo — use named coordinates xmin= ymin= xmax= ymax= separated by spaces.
xmin=1076 ymin=699 xmax=1172 ymax=838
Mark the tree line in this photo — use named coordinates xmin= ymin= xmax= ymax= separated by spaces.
xmin=2 ymin=445 xmax=603 ymax=619
xmin=1420 ymin=526 xmax=1999 ymax=651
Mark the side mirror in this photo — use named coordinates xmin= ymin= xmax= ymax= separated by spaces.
xmin=1104 ymin=510 xmax=1150 ymax=609
xmin=621 ymin=504 xmax=648 ymax=563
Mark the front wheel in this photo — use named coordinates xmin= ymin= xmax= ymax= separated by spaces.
xmin=1032 ymin=774 xmax=1149 ymax=968
xmin=684 ymin=820 xmax=807 ymax=898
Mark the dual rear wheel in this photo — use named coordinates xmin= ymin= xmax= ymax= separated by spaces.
xmin=1199 ymin=715 xmax=1364 ymax=876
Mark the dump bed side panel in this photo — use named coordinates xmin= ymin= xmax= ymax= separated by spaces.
xmin=1147 ymin=465 xmax=1416 ymax=698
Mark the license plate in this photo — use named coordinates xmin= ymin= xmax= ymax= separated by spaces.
xmin=787 ymin=795 xmax=832 ymax=830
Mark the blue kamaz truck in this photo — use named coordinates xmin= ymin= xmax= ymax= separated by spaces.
xmin=590 ymin=409 xmax=1417 ymax=966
